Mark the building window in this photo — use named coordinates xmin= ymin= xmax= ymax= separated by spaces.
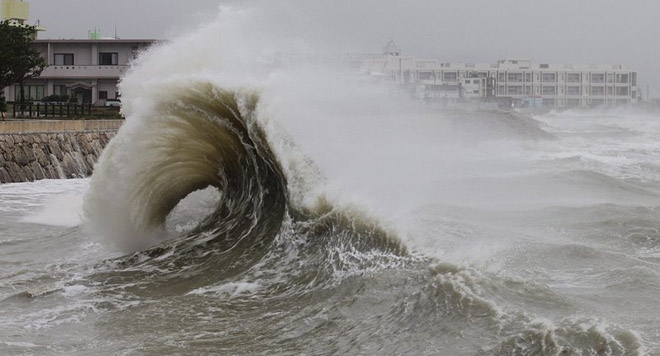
xmin=442 ymin=71 xmax=457 ymax=82
xmin=53 ymin=85 xmax=67 ymax=96
xmin=607 ymin=73 xmax=615 ymax=83
xmin=507 ymin=85 xmax=523 ymax=95
xmin=616 ymin=87 xmax=629 ymax=96
xmin=590 ymin=73 xmax=605 ymax=83
xmin=591 ymin=86 xmax=605 ymax=95
xmin=14 ymin=85 xmax=45 ymax=101
xmin=542 ymin=73 xmax=556 ymax=83
xmin=542 ymin=86 xmax=556 ymax=95
xmin=99 ymin=52 xmax=119 ymax=65
xmin=615 ymin=73 xmax=629 ymax=84
xmin=566 ymin=73 xmax=581 ymax=83
xmin=507 ymin=72 xmax=523 ymax=82
xmin=419 ymin=71 xmax=433 ymax=80
xmin=54 ymin=53 xmax=74 ymax=65
xmin=525 ymin=73 xmax=532 ymax=82
xmin=566 ymin=86 xmax=581 ymax=96
xmin=99 ymin=91 xmax=108 ymax=100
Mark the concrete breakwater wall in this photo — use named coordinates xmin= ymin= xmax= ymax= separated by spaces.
xmin=0 ymin=120 xmax=122 ymax=184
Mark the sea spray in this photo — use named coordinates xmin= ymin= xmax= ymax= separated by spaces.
xmin=72 ymin=4 xmax=660 ymax=355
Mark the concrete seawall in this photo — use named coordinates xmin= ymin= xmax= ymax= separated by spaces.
xmin=0 ymin=120 xmax=122 ymax=184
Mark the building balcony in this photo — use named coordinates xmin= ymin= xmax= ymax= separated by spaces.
xmin=38 ymin=65 xmax=129 ymax=79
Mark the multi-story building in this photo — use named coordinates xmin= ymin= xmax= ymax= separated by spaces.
xmin=485 ymin=59 xmax=638 ymax=108
xmin=2 ymin=38 xmax=157 ymax=105
xmin=357 ymin=42 xmax=639 ymax=108
xmin=1 ymin=0 xmax=157 ymax=105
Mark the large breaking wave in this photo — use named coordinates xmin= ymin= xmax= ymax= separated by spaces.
xmin=82 ymin=79 xmax=406 ymax=289
xmin=77 ymin=6 xmax=649 ymax=355
xmin=84 ymin=83 xmax=287 ymax=252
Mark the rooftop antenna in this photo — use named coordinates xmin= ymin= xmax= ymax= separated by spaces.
xmin=113 ymin=25 xmax=118 ymax=39
xmin=88 ymin=27 xmax=101 ymax=39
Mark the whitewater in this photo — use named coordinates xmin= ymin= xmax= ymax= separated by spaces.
xmin=2 ymin=6 xmax=660 ymax=356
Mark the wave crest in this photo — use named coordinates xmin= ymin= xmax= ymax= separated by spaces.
xmin=83 ymin=82 xmax=287 ymax=253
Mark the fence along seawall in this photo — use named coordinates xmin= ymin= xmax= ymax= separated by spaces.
xmin=0 ymin=120 xmax=122 ymax=184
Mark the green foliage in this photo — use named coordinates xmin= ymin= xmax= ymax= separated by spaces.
xmin=0 ymin=20 xmax=47 ymax=102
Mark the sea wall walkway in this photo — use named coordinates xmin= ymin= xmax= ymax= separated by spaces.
xmin=0 ymin=119 xmax=122 ymax=134
xmin=0 ymin=120 xmax=122 ymax=183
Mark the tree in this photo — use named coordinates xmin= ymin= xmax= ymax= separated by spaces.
xmin=0 ymin=20 xmax=47 ymax=105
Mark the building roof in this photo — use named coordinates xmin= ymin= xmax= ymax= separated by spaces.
xmin=34 ymin=38 xmax=160 ymax=44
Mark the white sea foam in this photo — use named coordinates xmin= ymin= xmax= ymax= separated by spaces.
xmin=0 ymin=179 xmax=88 ymax=215
xmin=20 ymin=193 xmax=84 ymax=227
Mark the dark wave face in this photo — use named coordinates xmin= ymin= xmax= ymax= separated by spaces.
xmin=85 ymin=83 xmax=283 ymax=249
xmin=83 ymin=81 xmax=406 ymax=295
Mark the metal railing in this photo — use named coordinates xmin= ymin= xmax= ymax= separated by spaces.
xmin=5 ymin=102 xmax=121 ymax=120
xmin=10 ymin=101 xmax=90 ymax=118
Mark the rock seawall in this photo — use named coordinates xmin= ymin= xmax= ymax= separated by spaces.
xmin=0 ymin=131 xmax=115 ymax=183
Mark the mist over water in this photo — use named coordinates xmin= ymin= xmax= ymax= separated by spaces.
xmin=1 ymin=4 xmax=660 ymax=356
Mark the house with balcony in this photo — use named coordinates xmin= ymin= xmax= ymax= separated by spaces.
xmin=2 ymin=38 xmax=157 ymax=105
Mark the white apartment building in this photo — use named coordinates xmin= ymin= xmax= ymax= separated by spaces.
xmin=2 ymin=38 xmax=157 ymax=104
xmin=357 ymin=43 xmax=639 ymax=108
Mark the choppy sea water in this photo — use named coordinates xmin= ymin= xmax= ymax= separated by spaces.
xmin=2 ymin=5 xmax=660 ymax=355
xmin=1 ymin=108 xmax=660 ymax=355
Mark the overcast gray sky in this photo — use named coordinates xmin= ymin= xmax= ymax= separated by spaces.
xmin=25 ymin=0 xmax=660 ymax=97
